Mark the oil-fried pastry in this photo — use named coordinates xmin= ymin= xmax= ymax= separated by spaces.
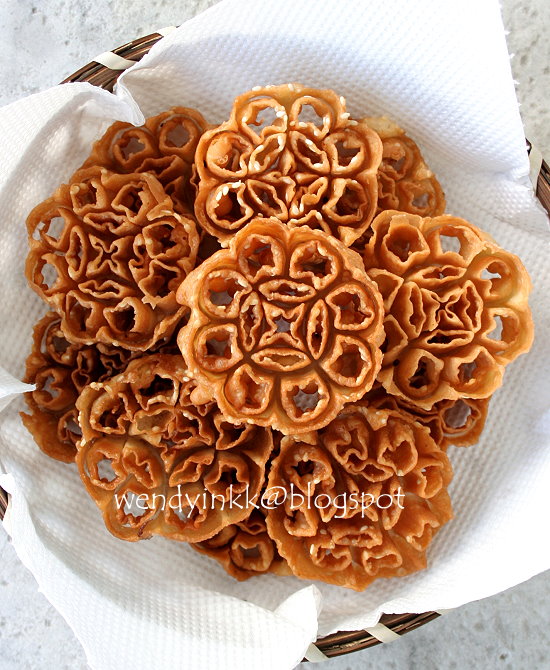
xmin=26 ymin=168 xmax=199 ymax=350
xmin=367 ymin=384 xmax=490 ymax=449
xmin=194 ymin=84 xmax=382 ymax=246
xmin=361 ymin=211 xmax=533 ymax=408
xmin=192 ymin=508 xmax=291 ymax=580
xmin=176 ymin=219 xmax=385 ymax=434
xmin=21 ymin=312 xmax=135 ymax=462
xmin=82 ymin=107 xmax=210 ymax=214
xmin=265 ymin=403 xmax=453 ymax=590
xmin=76 ymin=354 xmax=273 ymax=541
xmin=363 ymin=116 xmax=445 ymax=218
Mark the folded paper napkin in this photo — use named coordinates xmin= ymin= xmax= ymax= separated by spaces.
xmin=0 ymin=1 xmax=548 ymax=668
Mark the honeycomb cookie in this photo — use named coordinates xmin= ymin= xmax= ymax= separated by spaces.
xmin=176 ymin=219 xmax=385 ymax=434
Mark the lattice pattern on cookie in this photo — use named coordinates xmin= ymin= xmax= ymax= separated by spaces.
xmin=76 ymin=354 xmax=273 ymax=542
xmin=363 ymin=116 xmax=445 ymax=218
xmin=177 ymin=219 xmax=385 ymax=434
xmin=366 ymin=384 xmax=490 ymax=449
xmin=192 ymin=508 xmax=291 ymax=580
xmin=361 ymin=211 xmax=533 ymax=408
xmin=26 ymin=168 xmax=199 ymax=350
xmin=194 ymin=84 xmax=382 ymax=246
xmin=265 ymin=403 xmax=453 ymax=590
xmin=83 ymin=107 xmax=210 ymax=214
xmin=21 ymin=312 xmax=135 ymax=463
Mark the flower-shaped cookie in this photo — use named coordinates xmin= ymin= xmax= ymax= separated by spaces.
xmin=177 ymin=219 xmax=385 ymax=434
xmin=192 ymin=508 xmax=291 ymax=581
xmin=82 ymin=107 xmax=210 ymax=214
xmin=361 ymin=211 xmax=533 ymax=408
xmin=26 ymin=167 xmax=199 ymax=350
xmin=264 ymin=403 xmax=453 ymax=590
xmin=194 ymin=84 xmax=383 ymax=246
xmin=363 ymin=116 xmax=445 ymax=218
xmin=21 ymin=312 xmax=135 ymax=463
xmin=76 ymin=354 xmax=273 ymax=542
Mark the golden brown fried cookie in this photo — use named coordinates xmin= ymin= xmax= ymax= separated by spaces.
xmin=362 ymin=211 xmax=533 ymax=408
xmin=265 ymin=403 xmax=453 ymax=591
xmin=26 ymin=168 xmax=199 ymax=350
xmin=176 ymin=219 xmax=385 ymax=434
xmin=76 ymin=354 xmax=273 ymax=542
xmin=194 ymin=84 xmax=382 ymax=246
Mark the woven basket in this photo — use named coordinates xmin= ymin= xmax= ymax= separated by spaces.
xmin=0 ymin=29 xmax=548 ymax=661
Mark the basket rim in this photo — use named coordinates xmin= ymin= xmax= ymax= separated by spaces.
xmin=3 ymin=27 xmax=549 ymax=662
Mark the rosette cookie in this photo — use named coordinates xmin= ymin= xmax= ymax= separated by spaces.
xmin=177 ymin=219 xmax=385 ymax=434
xmin=367 ymin=385 xmax=490 ymax=449
xmin=364 ymin=116 xmax=445 ymax=218
xmin=21 ymin=312 xmax=135 ymax=463
xmin=26 ymin=168 xmax=199 ymax=350
xmin=361 ymin=211 xmax=533 ymax=408
xmin=192 ymin=508 xmax=291 ymax=580
xmin=194 ymin=83 xmax=382 ymax=246
xmin=82 ymin=107 xmax=210 ymax=214
xmin=264 ymin=403 xmax=453 ymax=590
xmin=76 ymin=355 xmax=273 ymax=542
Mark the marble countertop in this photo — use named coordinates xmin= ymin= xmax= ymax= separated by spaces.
xmin=1 ymin=1 xmax=548 ymax=669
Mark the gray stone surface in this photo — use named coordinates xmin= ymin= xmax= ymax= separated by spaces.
xmin=0 ymin=1 xmax=548 ymax=669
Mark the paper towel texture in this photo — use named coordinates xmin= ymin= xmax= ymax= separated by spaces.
xmin=0 ymin=1 xmax=548 ymax=668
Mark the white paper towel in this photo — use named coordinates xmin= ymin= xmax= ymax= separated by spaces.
xmin=0 ymin=1 xmax=549 ymax=668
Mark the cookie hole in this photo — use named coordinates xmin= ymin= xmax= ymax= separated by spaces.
xmin=63 ymin=415 xmax=82 ymax=438
xmin=335 ymin=140 xmax=360 ymax=166
xmin=444 ymin=400 xmax=472 ymax=429
xmin=123 ymin=492 xmax=148 ymax=519
xmin=238 ymin=370 xmax=265 ymax=410
xmin=331 ymin=343 xmax=363 ymax=378
xmin=219 ymin=467 xmax=239 ymax=487
xmin=139 ymin=375 xmax=174 ymax=399
xmin=412 ymin=192 xmax=430 ymax=209
xmin=118 ymin=185 xmax=143 ymax=213
xmin=292 ymin=384 xmax=321 ymax=414
xmin=297 ymin=103 xmax=324 ymax=129
xmin=295 ymin=460 xmax=315 ymax=477
xmin=297 ymin=136 xmax=322 ymax=164
xmin=45 ymin=215 xmax=65 ymax=241
xmin=243 ymin=241 xmax=274 ymax=274
xmin=214 ymin=189 xmax=245 ymax=222
xmin=439 ymin=234 xmax=461 ymax=254
xmin=409 ymin=358 xmax=430 ymax=389
xmin=387 ymin=156 xmax=405 ymax=173
xmin=331 ymin=291 xmax=369 ymax=325
xmin=248 ymin=105 xmax=278 ymax=132
xmin=482 ymin=268 xmax=502 ymax=281
xmin=487 ymin=315 xmax=504 ymax=341
xmin=387 ymin=227 xmax=425 ymax=262
xmin=335 ymin=183 xmax=363 ymax=216
xmin=274 ymin=316 xmax=292 ymax=332
xmin=173 ymin=506 xmax=191 ymax=522
xmin=67 ymin=298 xmax=92 ymax=332
xmin=40 ymin=374 xmax=57 ymax=400
xmin=206 ymin=133 xmax=249 ymax=174
xmin=165 ymin=123 xmax=190 ymax=148
xmin=97 ymin=458 xmax=116 ymax=482
xmin=208 ymin=277 xmax=243 ymax=306
xmin=111 ymin=306 xmax=136 ymax=333
xmin=459 ymin=360 xmax=477 ymax=382
xmin=206 ymin=335 xmax=232 ymax=358
xmin=72 ymin=183 xmax=99 ymax=210
xmin=239 ymin=544 xmax=261 ymax=560
xmin=155 ymin=270 xmax=178 ymax=298
xmin=41 ymin=262 xmax=59 ymax=291
xmin=121 ymin=135 xmax=146 ymax=160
